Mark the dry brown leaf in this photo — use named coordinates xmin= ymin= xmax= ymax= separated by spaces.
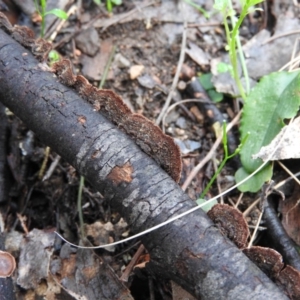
xmin=253 ymin=117 xmax=300 ymax=161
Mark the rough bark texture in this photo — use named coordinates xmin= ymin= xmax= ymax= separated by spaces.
xmin=0 ymin=104 xmax=16 ymax=299
xmin=0 ymin=29 xmax=288 ymax=299
xmin=0 ymin=103 xmax=9 ymax=203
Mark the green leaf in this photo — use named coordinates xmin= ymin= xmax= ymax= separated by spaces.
xmin=48 ymin=50 xmax=60 ymax=65
xmin=235 ymin=164 xmax=273 ymax=193
xmin=199 ymin=73 xmax=214 ymax=90
xmin=248 ymin=0 xmax=264 ymax=6
xmin=240 ymin=71 xmax=300 ymax=173
xmin=217 ymin=62 xmax=232 ymax=74
xmin=213 ymin=0 xmax=229 ymax=11
xmin=208 ymin=89 xmax=223 ymax=103
xmin=41 ymin=0 xmax=46 ymax=10
xmin=196 ymin=198 xmax=218 ymax=212
xmin=93 ymin=0 xmax=101 ymax=4
xmin=106 ymin=0 xmax=112 ymax=12
xmin=184 ymin=0 xmax=210 ymax=18
xmin=45 ymin=9 xmax=68 ymax=20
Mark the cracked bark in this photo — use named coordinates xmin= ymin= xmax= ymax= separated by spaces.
xmin=0 ymin=103 xmax=16 ymax=300
xmin=0 ymin=29 xmax=288 ymax=299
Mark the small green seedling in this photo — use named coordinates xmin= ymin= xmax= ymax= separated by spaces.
xmin=93 ymin=0 xmax=122 ymax=13
xmin=48 ymin=49 xmax=60 ymax=65
xmin=214 ymin=0 xmax=264 ymax=99
xmin=200 ymin=121 xmax=249 ymax=198
xmin=34 ymin=0 xmax=68 ymax=38
xmin=198 ymin=73 xmax=223 ymax=102
xmin=184 ymin=0 xmax=210 ymax=18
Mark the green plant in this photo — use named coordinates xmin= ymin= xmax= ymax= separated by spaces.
xmin=211 ymin=0 xmax=300 ymax=192
xmin=93 ymin=0 xmax=122 ymax=13
xmin=235 ymin=70 xmax=300 ymax=192
xmin=184 ymin=0 xmax=210 ymax=18
xmin=214 ymin=0 xmax=263 ymax=99
xmin=34 ymin=0 xmax=68 ymax=38
xmin=48 ymin=49 xmax=60 ymax=65
xmin=199 ymin=121 xmax=248 ymax=198
xmin=198 ymin=73 xmax=223 ymax=102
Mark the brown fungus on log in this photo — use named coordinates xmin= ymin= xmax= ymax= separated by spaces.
xmin=52 ymin=59 xmax=182 ymax=182
xmin=0 ymin=12 xmax=182 ymax=183
xmin=207 ymin=203 xmax=249 ymax=249
xmin=0 ymin=251 xmax=16 ymax=278
xmin=276 ymin=265 xmax=300 ymax=300
xmin=243 ymin=246 xmax=284 ymax=279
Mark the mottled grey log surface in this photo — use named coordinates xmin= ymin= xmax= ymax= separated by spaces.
xmin=0 ymin=29 xmax=288 ymax=299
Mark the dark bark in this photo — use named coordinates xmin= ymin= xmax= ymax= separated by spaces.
xmin=0 ymin=29 xmax=288 ymax=299
xmin=264 ymin=198 xmax=300 ymax=271
xmin=0 ymin=103 xmax=9 ymax=203
xmin=0 ymin=104 xmax=16 ymax=300
xmin=0 ymin=234 xmax=16 ymax=300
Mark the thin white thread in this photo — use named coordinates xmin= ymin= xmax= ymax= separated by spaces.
xmin=55 ymin=118 xmax=295 ymax=249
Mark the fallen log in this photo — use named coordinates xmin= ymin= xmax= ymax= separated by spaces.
xmin=0 ymin=29 xmax=288 ymax=299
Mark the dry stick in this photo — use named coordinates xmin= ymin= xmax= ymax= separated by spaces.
xmin=277 ymin=161 xmax=300 ymax=186
xmin=212 ymin=154 xmax=224 ymax=204
xmin=51 ymin=4 xmax=116 ymax=49
xmin=279 ymin=55 xmax=300 ymax=72
xmin=181 ymin=110 xmax=242 ymax=192
xmin=162 ymin=98 xmax=209 ymax=130
xmin=187 ymin=22 xmax=221 ymax=28
xmin=289 ymin=37 xmax=300 ymax=72
xmin=42 ymin=155 xmax=61 ymax=181
xmin=119 ymin=244 xmax=145 ymax=282
xmin=38 ymin=146 xmax=50 ymax=179
xmin=48 ymin=5 xmax=77 ymax=41
xmin=243 ymin=170 xmax=300 ymax=218
xmin=155 ymin=18 xmax=187 ymax=126
xmin=278 ymin=37 xmax=300 ymax=73
xmin=234 ymin=192 xmax=244 ymax=209
xmin=248 ymin=182 xmax=275 ymax=249
xmin=262 ymin=29 xmax=300 ymax=45
xmin=289 ymin=60 xmax=300 ymax=72
xmin=248 ymin=210 xmax=263 ymax=248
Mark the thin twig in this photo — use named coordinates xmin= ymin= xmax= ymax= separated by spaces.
xmin=277 ymin=161 xmax=300 ymax=186
xmin=243 ymin=170 xmax=300 ymax=218
xmin=234 ymin=192 xmax=244 ymax=209
xmin=48 ymin=5 xmax=77 ymax=41
xmin=187 ymin=22 xmax=221 ymax=28
xmin=262 ymin=29 xmax=300 ymax=45
xmin=155 ymin=15 xmax=187 ymax=125
xmin=42 ymin=155 xmax=61 ymax=181
xmin=247 ymin=211 xmax=263 ymax=248
xmin=212 ymin=155 xmax=224 ymax=204
xmin=162 ymin=98 xmax=209 ymax=132
xmin=181 ymin=110 xmax=242 ymax=192
xmin=119 ymin=244 xmax=145 ymax=282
